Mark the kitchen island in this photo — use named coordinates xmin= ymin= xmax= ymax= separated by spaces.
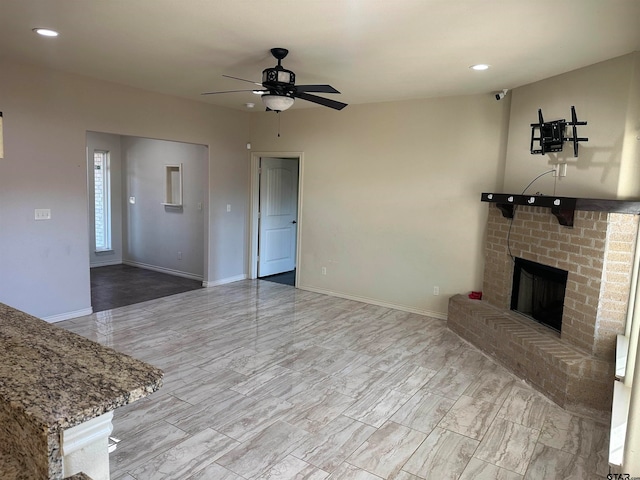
xmin=0 ymin=303 xmax=163 ymax=480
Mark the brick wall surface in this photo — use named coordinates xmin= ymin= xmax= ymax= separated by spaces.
xmin=450 ymin=204 xmax=638 ymax=418
xmin=448 ymin=294 xmax=614 ymax=420
xmin=482 ymin=206 xmax=636 ymax=360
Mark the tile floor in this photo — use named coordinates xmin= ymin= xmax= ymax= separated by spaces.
xmin=58 ymin=280 xmax=611 ymax=479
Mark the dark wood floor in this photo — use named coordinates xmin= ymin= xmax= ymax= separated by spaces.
xmin=259 ymin=269 xmax=295 ymax=286
xmin=90 ymin=264 xmax=203 ymax=312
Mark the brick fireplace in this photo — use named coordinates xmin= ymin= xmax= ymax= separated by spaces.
xmin=448 ymin=196 xmax=640 ymax=419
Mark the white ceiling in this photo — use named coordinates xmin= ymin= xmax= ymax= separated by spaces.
xmin=1 ymin=0 xmax=639 ymax=111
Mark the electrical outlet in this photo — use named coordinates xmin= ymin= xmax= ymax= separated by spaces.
xmin=433 ymin=286 xmax=440 ymax=296
xmin=178 ymin=251 xmax=182 ymax=260
xmin=321 ymin=267 xmax=327 ymax=275
xmin=227 ymin=204 xmax=231 ymax=212
xmin=558 ymin=163 xmax=567 ymax=177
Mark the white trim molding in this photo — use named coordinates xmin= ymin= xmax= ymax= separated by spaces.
xmin=203 ymin=274 xmax=247 ymax=288
xmin=90 ymin=259 xmax=122 ymax=268
xmin=298 ymin=284 xmax=447 ymax=320
xmin=42 ymin=308 xmax=93 ymax=323
xmin=61 ymin=411 xmax=113 ymax=480
xmin=248 ymin=151 xmax=304 ymax=285
xmin=123 ymin=260 xmax=203 ymax=281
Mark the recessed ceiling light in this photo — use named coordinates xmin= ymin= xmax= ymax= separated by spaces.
xmin=470 ymin=64 xmax=490 ymax=71
xmin=33 ymin=28 xmax=59 ymax=37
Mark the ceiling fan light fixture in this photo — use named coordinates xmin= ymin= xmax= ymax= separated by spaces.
xmin=262 ymin=94 xmax=295 ymax=112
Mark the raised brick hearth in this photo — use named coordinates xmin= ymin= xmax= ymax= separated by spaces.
xmin=448 ymin=203 xmax=639 ymax=419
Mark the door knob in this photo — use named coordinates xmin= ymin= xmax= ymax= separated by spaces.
xmin=292 ymin=220 xmax=297 ymax=224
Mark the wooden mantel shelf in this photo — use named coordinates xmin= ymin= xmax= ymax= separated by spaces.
xmin=481 ymin=193 xmax=640 ymax=227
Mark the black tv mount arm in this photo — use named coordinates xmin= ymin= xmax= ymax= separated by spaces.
xmin=530 ymin=106 xmax=588 ymax=157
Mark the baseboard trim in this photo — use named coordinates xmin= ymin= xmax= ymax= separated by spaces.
xmin=90 ymin=259 xmax=122 ymax=268
xmin=122 ymin=260 xmax=203 ymax=281
xmin=297 ymin=284 xmax=447 ymax=320
xmin=203 ymin=274 xmax=247 ymax=287
xmin=42 ymin=307 xmax=93 ymax=323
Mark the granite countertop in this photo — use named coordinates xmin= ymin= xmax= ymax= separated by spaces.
xmin=0 ymin=303 xmax=163 ymax=433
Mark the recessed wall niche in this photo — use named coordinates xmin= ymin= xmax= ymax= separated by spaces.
xmin=163 ymin=164 xmax=183 ymax=207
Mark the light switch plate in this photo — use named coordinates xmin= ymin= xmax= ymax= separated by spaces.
xmin=35 ymin=208 xmax=51 ymax=220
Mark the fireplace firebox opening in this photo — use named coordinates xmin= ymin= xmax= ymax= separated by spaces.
xmin=510 ymin=257 xmax=568 ymax=332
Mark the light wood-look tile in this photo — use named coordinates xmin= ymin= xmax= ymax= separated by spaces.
xmin=286 ymin=385 xmax=357 ymax=433
xmin=538 ymin=407 xmax=608 ymax=458
xmin=292 ymin=415 xmax=376 ymax=473
xmin=379 ymin=363 xmax=438 ymax=396
xmin=402 ymin=427 xmax=479 ymax=479
xmin=342 ymin=387 xmax=411 ymax=428
xmin=109 ymin=420 xmax=190 ymax=476
xmin=459 ymin=457 xmax=523 ymax=480
xmin=437 ymin=394 xmax=502 ymax=440
xmin=326 ymin=462 xmax=384 ymax=479
xmin=255 ymin=455 xmax=329 ymax=479
xmin=390 ymin=390 xmax=455 ymax=434
xmin=474 ymin=418 xmax=540 ymax=475
xmin=523 ymin=443 xmax=593 ymax=480
xmin=216 ymin=420 xmax=308 ymax=479
xmin=347 ymin=421 xmax=427 ymax=478
xmin=422 ymin=365 xmax=475 ymax=399
xmin=462 ymin=366 xmax=516 ymax=404
xmin=58 ymin=280 xmax=607 ymax=480
xmin=497 ymin=385 xmax=551 ymax=430
xmin=129 ymin=428 xmax=238 ymax=479
xmin=184 ymin=462 xmax=244 ymax=479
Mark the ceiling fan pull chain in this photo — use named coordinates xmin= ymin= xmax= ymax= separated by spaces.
xmin=277 ymin=112 xmax=281 ymax=137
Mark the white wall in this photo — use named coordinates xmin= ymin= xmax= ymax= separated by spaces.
xmin=503 ymin=52 xmax=640 ymax=198
xmin=87 ymin=132 xmax=123 ymax=267
xmin=122 ymin=137 xmax=206 ymax=279
xmin=250 ymin=94 xmax=510 ymax=317
xmin=0 ymin=60 xmax=249 ymax=319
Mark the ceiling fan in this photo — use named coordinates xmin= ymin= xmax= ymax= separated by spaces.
xmin=202 ymin=48 xmax=347 ymax=112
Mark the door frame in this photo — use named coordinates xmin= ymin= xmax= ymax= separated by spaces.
xmin=249 ymin=151 xmax=304 ymax=286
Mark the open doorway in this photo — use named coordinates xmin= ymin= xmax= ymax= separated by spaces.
xmin=249 ymin=152 xmax=303 ymax=287
xmin=87 ymin=132 xmax=207 ymax=312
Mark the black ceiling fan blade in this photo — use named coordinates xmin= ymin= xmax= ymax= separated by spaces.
xmin=294 ymin=84 xmax=340 ymax=94
xmin=201 ymin=89 xmax=263 ymax=95
xmin=222 ymin=74 xmax=263 ymax=86
xmin=293 ymin=91 xmax=348 ymax=110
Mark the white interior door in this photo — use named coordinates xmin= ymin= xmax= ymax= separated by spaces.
xmin=258 ymin=157 xmax=299 ymax=277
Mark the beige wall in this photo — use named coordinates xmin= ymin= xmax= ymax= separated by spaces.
xmin=250 ymin=95 xmax=510 ymax=317
xmin=504 ymin=52 xmax=640 ymax=198
xmin=0 ymin=60 xmax=249 ymax=319
xmin=5 ymin=51 xmax=633 ymax=321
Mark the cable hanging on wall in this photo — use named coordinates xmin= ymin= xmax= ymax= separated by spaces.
xmin=506 ymin=169 xmax=556 ymax=260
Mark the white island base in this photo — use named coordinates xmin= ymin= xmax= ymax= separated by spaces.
xmin=61 ymin=412 xmax=114 ymax=480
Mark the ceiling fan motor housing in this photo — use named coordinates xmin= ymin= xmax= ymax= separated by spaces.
xmin=262 ymin=67 xmax=296 ymax=93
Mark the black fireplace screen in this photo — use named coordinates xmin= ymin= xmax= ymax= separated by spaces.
xmin=511 ymin=258 xmax=568 ymax=332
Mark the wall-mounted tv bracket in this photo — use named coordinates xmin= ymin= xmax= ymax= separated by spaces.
xmin=530 ymin=106 xmax=588 ymax=157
